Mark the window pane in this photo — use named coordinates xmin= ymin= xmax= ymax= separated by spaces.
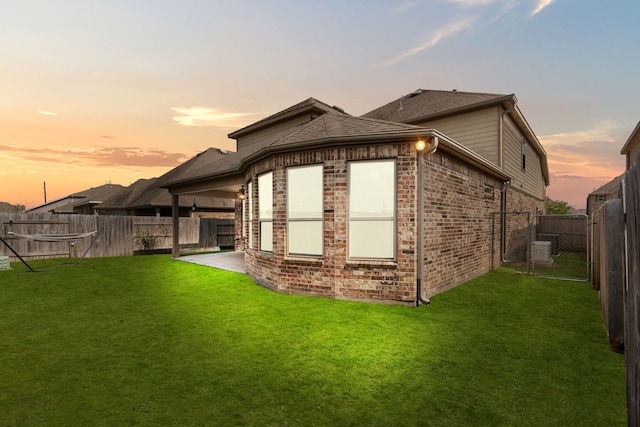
xmin=287 ymin=165 xmax=323 ymax=219
xmin=349 ymin=160 xmax=395 ymax=218
xmin=349 ymin=220 xmax=395 ymax=259
xmin=288 ymin=221 xmax=323 ymax=256
xmin=258 ymin=172 xmax=273 ymax=219
xmin=260 ymin=222 xmax=273 ymax=252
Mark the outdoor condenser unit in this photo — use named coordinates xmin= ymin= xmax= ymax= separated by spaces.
xmin=530 ymin=241 xmax=553 ymax=264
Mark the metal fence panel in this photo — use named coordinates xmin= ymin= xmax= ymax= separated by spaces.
xmin=532 ymin=215 xmax=588 ymax=281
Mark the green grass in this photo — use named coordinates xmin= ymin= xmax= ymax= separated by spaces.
xmin=0 ymin=256 xmax=626 ymax=426
xmin=533 ymin=251 xmax=589 ymax=280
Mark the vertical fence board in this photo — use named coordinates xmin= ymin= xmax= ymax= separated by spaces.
xmin=598 ymin=200 xmax=624 ymax=352
xmin=624 ymin=161 xmax=640 ymax=426
xmin=0 ymin=214 xmax=233 ymax=260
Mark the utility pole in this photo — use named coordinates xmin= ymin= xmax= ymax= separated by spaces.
xmin=43 ymin=181 xmax=47 ymax=203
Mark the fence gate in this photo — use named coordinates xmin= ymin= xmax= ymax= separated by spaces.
xmin=533 ymin=215 xmax=588 ymax=281
xmin=491 ymin=213 xmax=589 ymax=281
xmin=491 ymin=211 xmax=531 ymax=274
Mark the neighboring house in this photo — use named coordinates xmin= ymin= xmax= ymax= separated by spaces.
xmin=27 ymin=184 xmax=124 ymax=214
xmin=159 ymin=91 xmax=549 ymax=305
xmin=621 ymin=121 xmax=640 ymax=170
xmin=98 ymin=177 xmax=235 ymax=218
xmin=586 ymin=174 xmax=624 ymax=216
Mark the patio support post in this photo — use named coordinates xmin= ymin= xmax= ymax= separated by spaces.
xmin=172 ymin=193 xmax=180 ymax=258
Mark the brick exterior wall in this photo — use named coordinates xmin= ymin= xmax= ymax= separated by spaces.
xmin=421 ymin=151 xmax=503 ymax=296
xmin=236 ymin=142 xmax=509 ymax=304
xmin=505 ymin=186 xmax=545 ymax=216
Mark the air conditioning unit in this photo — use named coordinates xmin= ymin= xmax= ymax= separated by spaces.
xmin=0 ymin=256 xmax=10 ymax=271
xmin=531 ymin=241 xmax=553 ymax=264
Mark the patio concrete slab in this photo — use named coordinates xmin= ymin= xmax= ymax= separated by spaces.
xmin=178 ymin=251 xmax=246 ymax=274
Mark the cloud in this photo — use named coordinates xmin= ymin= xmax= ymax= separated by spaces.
xmin=395 ymin=1 xmax=421 ymax=12
xmin=378 ymin=16 xmax=476 ymax=67
xmin=0 ymin=144 xmax=189 ymax=168
xmin=539 ymin=121 xmax=617 ymax=147
xmin=531 ymin=0 xmax=556 ymax=16
xmin=38 ymin=111 xmax=57 ymax=116
xmin=447 ymin=0 xmax=505 ymax=6
xmin=171 ymin=107 xmax=259 ymax=128
xmin=539 ymin=122 xmax=625 ymax=208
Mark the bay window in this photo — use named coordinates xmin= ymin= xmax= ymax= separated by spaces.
xmin=287 ymin=165 xmax=323 ymax=256
xmin=348 ymin=159 xmax=396 ymax=259
xmin=258 ymin=172 xmax=273 ymax=252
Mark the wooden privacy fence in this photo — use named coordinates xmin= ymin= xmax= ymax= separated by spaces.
xmin=623 ymin=161 xmax=640 ymax=426
xmin=591 ymin=160 xmax=640 ymax=425
xmin=0 ymin=213 xmax=234 ymax=261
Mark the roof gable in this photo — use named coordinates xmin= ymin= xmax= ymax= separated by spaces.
xmin=228 ymin=97 xmax=348 ymax=140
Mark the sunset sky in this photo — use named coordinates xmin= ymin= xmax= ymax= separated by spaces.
xmin=1 ymin=0 xmax=637 ymax=209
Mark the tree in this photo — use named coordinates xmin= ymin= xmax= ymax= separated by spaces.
xmin=546 ymin=199 xmax=572 ymax=215
xmin=0 ymin=202 xmax=26 ymax=213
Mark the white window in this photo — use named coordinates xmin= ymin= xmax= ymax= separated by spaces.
xmin=287 ymin=165 xmax=323 ymax=256
xmin=247 ymin=181 xmax=253 ymax=249
xmin=258 ymin=172 xmax=273 ymax=252
xmin=348 ymin=159 xmax=396 ymax=259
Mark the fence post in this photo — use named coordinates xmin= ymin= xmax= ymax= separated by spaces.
xmin=599 ymin=200 xmax=624 ymax=352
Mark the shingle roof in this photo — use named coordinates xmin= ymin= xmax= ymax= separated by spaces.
xmin=159 ymin=109 xmax=431 ymax=188
xmin=100 ymin=178 xmax=234 ymax=210
xmin=362 ymin=89 xmax=513 ymax=123
xmin=27 ymin=183 xmax=125 ymax=213
xmin=590 ymin=174 xmax=624 ymax=196
xmin=160 ymin=100 xmax=511 ymax=189
xmin=155 ymin=147 xmax=231 ymax=187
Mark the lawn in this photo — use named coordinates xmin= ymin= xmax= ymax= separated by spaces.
xmin=0 ymin=256 xmax=626 ymax=426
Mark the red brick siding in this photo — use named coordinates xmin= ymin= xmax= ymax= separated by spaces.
xmin=420 ymin=151 xmax=503 ymax=296
xmin=242 ymin=142 xmax=507 ymax=304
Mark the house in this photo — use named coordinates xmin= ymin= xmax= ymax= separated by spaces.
xmin=98 ymin=177 xmax=235 ymax=218
xmin=27 ymin=184 xmax=124 ymax=214
xmin=586 ymin=174 xmax=624 ymax=216
xmin=159 ymin=91 xmax=549 ymax=305
xmin=621 ymin=121 xmax=640 ymax=170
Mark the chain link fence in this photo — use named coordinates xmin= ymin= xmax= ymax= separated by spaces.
xmin=491 ymin=213 xmax=589 ymax=281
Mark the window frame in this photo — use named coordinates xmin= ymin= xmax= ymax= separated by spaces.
xmin=247 ymin=181 xmax=253 ymax=249
xmin=347 ymin=159 xmax=397 ymax=261
xmin=258 ymin=172 xmax=273 ymax=253
xmin=286 ymin=164 xmax=324 ymax=257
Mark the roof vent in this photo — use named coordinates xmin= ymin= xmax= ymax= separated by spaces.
xmin=452 ymin=89 xmax=457 ymax=92
xmin=332 ymin=105 xmax=345 ymax=113
xmin=218 ymin=148 xmax=228 ymax=154
xmin=408 ymin=89 xmax=423 ymax=98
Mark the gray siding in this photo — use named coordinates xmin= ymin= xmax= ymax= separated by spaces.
xmin=415 ymin=107 xmax=500 ymax=164
xmin=236 ymin=114 xmax=317 ymax=151
xmin=503 ymin=115 xmax=545 ymax=199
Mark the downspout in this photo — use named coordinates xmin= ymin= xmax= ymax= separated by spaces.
xmin=416 ymin=135 xmax=439 ymax=306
